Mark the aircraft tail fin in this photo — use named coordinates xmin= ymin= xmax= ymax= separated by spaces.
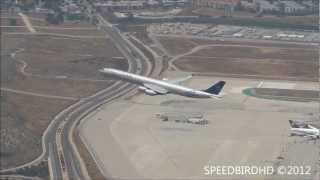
xmin=289 ymin=120 xmax=295 ymax=128
xmin=203 ymin=81 xmax=226 ymax=95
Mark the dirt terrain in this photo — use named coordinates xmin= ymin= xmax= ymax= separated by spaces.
xmin=14 ymin=36 xmax=125 ymax=79
xmin=245 ymin=88 xmax=319 ymax=102
xmin=1 ymin=11 xmax=28 ymax=33
xmin=1 ymin=17 xmax=25 ymax=26
xmin=158 ymin=36 xmax=199 ymax=55
xmin=35 ymin=26 xmax=106 ymax=36
xmin=158 ymin=36 xmax=317 ymax=54
xmin=1 ymin=16 xmax=127 ymax=168
xmin=158 ymin=36 xmax=318 ymax=81
xmin=3 ymin=35 xmax=128 ymax=98
xmin=1 ymin=17 xmax=29 ymax=33
xmin=0 ymin=92 xmax=72 ymax=168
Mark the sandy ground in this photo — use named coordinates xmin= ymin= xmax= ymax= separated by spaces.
xmin=157 ymin=36 xmax=318 ymax=81
xmin=0 ymin=91 xmax=72 ymax=168
xmin=79 ymin=75 xmax=319 ymax=180
xmin=0 ymin=14 xmax=127 ymax=168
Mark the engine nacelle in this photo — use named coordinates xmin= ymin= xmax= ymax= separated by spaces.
xmin=138 ymin=86 xmax=147 ymax=91
xmin=144 ymin=89 xmax=157 ymax=96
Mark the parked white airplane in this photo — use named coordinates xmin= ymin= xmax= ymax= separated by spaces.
xmin=289 ymin=120 xmax=320 ymax=139
xmin=100 ymin=68 xmax=226 ymax=99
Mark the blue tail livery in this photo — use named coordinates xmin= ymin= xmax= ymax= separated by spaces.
xmin=203 ymin=81 xmax=226 ymax=95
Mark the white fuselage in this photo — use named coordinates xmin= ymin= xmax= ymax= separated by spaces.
xmin=101 ymin=68 xmax=217 ymax=98
xmin=290 ymin=126 xmax=320 ymax=138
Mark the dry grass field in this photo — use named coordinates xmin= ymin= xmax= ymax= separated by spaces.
xmin=14 ymin=36 xmax=126 ymax=79
xmin=158 ymin=36 xmax=199 ymax=55
xmin=0 ymin=92 xmax=72 ymax=168
xmin=1 ymin=16 xmax=127 ymax=168
xmin=158 ymin=36 xmax=318 ymax=81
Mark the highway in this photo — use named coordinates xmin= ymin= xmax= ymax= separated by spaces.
xmin=47 ymin=1 xmax=153 ymax=179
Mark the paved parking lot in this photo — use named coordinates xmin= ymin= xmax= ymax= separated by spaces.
xmin=148 ymin=23 xmax=320 ymax=43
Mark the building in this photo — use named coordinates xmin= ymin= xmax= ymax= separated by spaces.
xmin=146 ymin=0 xmax=160 ymax=7
xmin=192 ymin=0 xmax=240 ymax=16
xmin=62 ymin=3 xmax=85 ymax=20
xmin=256 ymin=0 xmax=279 ymax=13
xmin=192 ymin=0 xmax=240 ymax=9
xmin=240 ymin=0 xmax=313 ymax=15
xmin=16 ymin=0 xmax=34 ymax=5
xmin=94 ymin=1 xmax=145 ymax=11
xmin=239 ymin=0 xmax=257 ymax=11
xmin=281 ymin=1 xmax=307 ymax=14
xmin=161 ymin=0 xmax=190 ymax=6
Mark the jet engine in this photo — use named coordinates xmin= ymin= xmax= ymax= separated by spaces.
xmin=144 ymin=89 xmax=157 ymax=96
xmin=138 ymin=86 xmax=147 ymax=91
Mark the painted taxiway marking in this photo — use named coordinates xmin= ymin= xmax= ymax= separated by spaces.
xmin=257 ymin=81 xmax=264 ymax=88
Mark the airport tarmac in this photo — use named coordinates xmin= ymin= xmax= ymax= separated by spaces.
xmin=79 ymin=75 xmax=319 ymax=179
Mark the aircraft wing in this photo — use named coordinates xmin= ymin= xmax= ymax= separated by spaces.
xmin=302 ymin=134 xmax=319 ymax=139
xmin=290 ymin=129 xmax=319 ymax=139
xmin=143 ymin=83 xmax=168 ymax=94
xmin=164 ymin=75 xmax=192 ymax=85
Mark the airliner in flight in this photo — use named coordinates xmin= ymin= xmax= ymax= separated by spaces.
xmin=100 ymin=68 xmax=226 ymax=99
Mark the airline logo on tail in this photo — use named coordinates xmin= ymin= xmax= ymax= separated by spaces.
xmin=203 ymin=81 xmax=226 ymax=95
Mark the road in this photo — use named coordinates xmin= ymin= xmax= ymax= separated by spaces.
xmin=3 ymin=32 xmax=107 ymax=38
xmin=1 ymin=87 xmax=78 ymax=101
xmin=18 ymin=12 xmax=36 ymax=33
xmin=47 ymin=1 xmax=153 ymax=179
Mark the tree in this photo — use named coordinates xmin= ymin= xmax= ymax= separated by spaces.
xmin=9 ymin=18 xmax=17 ymax=26
xmin=19 ymin=0 xmax=36 ymax=11
xmin=46 ymin=12 xmax=64 ymax=25
xmin=43 ymin=0 xmax=62 ymax=11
